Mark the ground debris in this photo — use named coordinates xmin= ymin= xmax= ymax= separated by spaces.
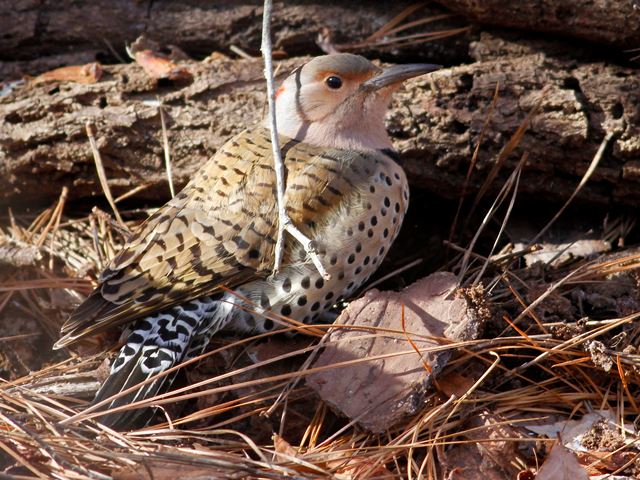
xmin=0 ymin=239 xmax=41 ymax=268
xmin=517 ymin=239 xmax=611 ymax=267
xmin=442 ymin=410 xmax=532 ymax=479
xmin=307 ymin=272 xmax=483 ymax=433
xmin=536 ymin=443 xmax=588 ymax=480
xmin=30 ymin=62 xmax=103 ymax=85
xmin=127 ymin=35 xmax=193 ymax=83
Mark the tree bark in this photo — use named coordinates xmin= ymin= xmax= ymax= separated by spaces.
xmin=0 ymin=0 xmax=469 ymax=79
xmin=1 ymin=32 xmax=639 ymax=208
xmin=435 ymin=0 xmax=640 ymax=49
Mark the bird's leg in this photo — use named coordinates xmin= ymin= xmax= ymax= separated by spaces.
xmin=281 ymin=217 xmax=331 ymax=280
xmin=260 ymin=0 xmax=330 ymax=281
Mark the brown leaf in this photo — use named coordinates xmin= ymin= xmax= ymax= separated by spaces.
xmin=132 ymin=49 xmax=192 ymax=81
xmin=437 ymin=371 xmax=476 ymax=398
xmin=32 ymin=62 xmax=103 ymax=85
xmin=575 ymin=450 xmax=638 ymax=475
xmin=536 ymin=443 xmax=589 ymax=480
xmin=127 ymin=35 xmax=192 ymax=82
xmin=273 ymin=433 xmax=298 ymax=458
xmin=443 ymin=410 xmax=530 ymax=480
xmin=307 ymin=272 xmax=482 ymax=433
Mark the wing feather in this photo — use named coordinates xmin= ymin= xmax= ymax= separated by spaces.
xmin=55 ymin=129 xmax=373 ymax=349
xmin=56 ymin=129 xmax=283 ymax=347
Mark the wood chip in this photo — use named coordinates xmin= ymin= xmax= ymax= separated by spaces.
xmin=307 ymin=272 xmax=482 ymax=433
xmin=32 ymin=62 xmax=103 ymax=84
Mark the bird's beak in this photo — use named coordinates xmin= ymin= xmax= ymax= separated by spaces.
xmin=361 ymin=63 xmax=441 ymax=91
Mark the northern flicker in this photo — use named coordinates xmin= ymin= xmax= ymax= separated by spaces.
xmin=54 ymin=53 xmax=440 ymax=428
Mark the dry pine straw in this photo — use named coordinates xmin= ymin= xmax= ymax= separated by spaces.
xmin=1 ymin=34 xmax=639 ymax=477
xmin=0 ymin=182 xmax=639 ymax=479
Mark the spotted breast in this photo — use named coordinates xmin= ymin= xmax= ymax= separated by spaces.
xmin=55 ymin=126 xmax=408 ymax=429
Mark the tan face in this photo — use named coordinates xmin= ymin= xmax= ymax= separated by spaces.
xmin=285 ymin=62 xmax=380 ymax=123
xmin=272 ymin=53 xmax=439 ymax=150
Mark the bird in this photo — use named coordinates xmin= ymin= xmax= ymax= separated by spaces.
xmin=54 ymin=53 xmax=440 ymax=429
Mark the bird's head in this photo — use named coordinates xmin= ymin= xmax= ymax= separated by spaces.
xmin=271 ymin=53 xmax=440 ymax=151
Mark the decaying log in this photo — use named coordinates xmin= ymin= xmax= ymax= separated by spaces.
xmin=436 ymin=0 xmax=640 ymax=49
xmin=0 ymin=0 xmax=469 ymax=79
xmin=1 ymin=32 xmax=638 ymax=209
xmin=398 ymin=32 xmax=640 ymax=206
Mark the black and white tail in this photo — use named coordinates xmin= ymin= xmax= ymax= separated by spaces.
xmin=92 ymin=296 xmax=227 ymax=429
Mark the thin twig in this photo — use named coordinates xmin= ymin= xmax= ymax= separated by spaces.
xmin=260 ymin=0 xmax=330 ymax=280
xmin=230 ymin=45 xmax=254 ymax=59
xmin=158 ymin=98 xmax=176 ymax=198
xmin=473 ymin=154 xmax=523 ymax=284
xmin=527 ymin=131 xmax=615 ymax=247
xmin=85 ymin=122 xmax=124 ymax=226
xmin=459 ymin=153 xmax=527 ymax=281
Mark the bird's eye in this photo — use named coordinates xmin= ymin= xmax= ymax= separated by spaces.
xmin=325 ymin=76 xmax=343 ymax=89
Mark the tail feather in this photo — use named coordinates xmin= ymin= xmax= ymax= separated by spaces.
xmin=92 ymin=347 xmax=179 ymax=428
xmin=90 ymin=296 xmax=228 ymax=429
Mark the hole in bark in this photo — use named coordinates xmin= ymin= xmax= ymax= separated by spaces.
xmin=157 ymin=78 xmax=174 ymax=87
xmin=5 ymin=112 xmax=20 ymax=124
xmin=611 ymin=102 xmax=624 ymax=119
xmin=458 ymin=73 xmax=473 ymax=92
xmin=48 ymin=86 xmax=60 ymax=95
xmin=98 ymin=97 xmax=108 ymax=109
xmin=452 ymin=120 xmax=467 ymax=134
xmin=562 ymin=76 xmax=582 ymax=94
xmin=467 ymin=95 xmax=479 ymax=111
xmin=121 ymin=74 xmax=129 ymax=84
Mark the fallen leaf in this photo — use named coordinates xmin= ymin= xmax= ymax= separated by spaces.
xmin=443 ymin=410 xmax=530 ymax=479
xmin=516 ymin=239 xmax=611 ymax=267
xmin=273 ymin=433 xmax=298 ymax=458
xmin=131 ymin=49 xmax=192 ymax=81
xmin=575 ymin=450 xmax=638 ymax=475
xmin=307 ymin=272 xmax=482 ymax=433
xmin=127 ymin=35 xmax=192 ymax=82
xmin=536 ymin=443 xmax=589 ymax=480
xmin=32 ymin=62 xmax=103 ymax=85
xmin=524 ymin=410 xmax=635 ymax=452
xmin=437 ymin=371 xmax=476 ymax=398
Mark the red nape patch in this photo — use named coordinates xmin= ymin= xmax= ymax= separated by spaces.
xmin=275 ymin=85 xmax=285 ymax=100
